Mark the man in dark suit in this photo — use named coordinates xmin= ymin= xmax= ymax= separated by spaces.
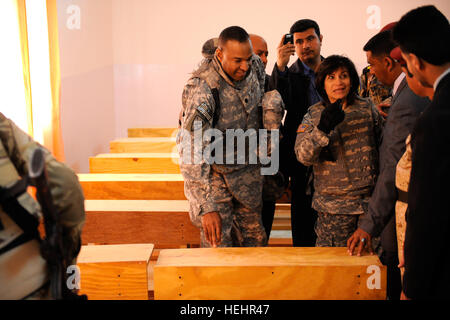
xmin=392 ymin=5 xmax=450 ymax=300
xmin=269 ymin=19 xmax=324 ymax=246
xmin=347 ymin=25 xmax=429 ymax=300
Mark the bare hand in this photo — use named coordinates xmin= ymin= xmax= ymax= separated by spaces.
xmin=201 ymin=212 xmax=222 ymax=247
xmin=276 ymin=35 xmax=295 ymax=72
xmin=400 ymin=291 xmax=411 ymax=300
xmin=347 ymin=228 xmax=373 ymax=256
xmin=376 ymin=102 xmax=391 ymax=118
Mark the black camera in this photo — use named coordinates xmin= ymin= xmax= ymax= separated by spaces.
xmin=283 ymin=34 xmax=293 ymax=45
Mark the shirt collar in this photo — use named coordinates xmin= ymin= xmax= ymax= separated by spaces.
xmin=301 ymin=60 xmax=315 ymax=76
xmin=433 ymin=67 xmax=450 ymax=91
xmin=392 ymin=72 xmax=406 ymax=96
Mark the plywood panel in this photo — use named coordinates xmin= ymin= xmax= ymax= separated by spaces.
xmin=82 ymin=200 xmax=292 ymax=247
xmin=128 ymin=128 xmax=178 ymax=138
xmin=78 ymin=173 xmax=185 ymax=200
xmin=110 ymin=137 xmax=177 ymax=153
xmin=154 ymin=247 xmax=386 ymax=300
xmin=77 ymin=244 xmax=153 ymax=300
xmin=82 ymin=200 xmax=200 ymax=247
xmin=89 ymin=153 xmax=180 ymax=174
xmin=78 ymin=173 xmax=289 ymax=203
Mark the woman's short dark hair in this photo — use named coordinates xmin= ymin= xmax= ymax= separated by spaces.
xmin=315 ymin=55 xmax=361 ymax=105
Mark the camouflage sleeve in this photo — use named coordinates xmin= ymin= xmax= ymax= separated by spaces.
xmin=178 ymin=77 xmax=218 ymax=220
xmin=359 ymin=67 xmax=370 ymax=98
xmin=294 ymin=108 xmax=330 ymax=166
xmin=1 ymin=114 xmax=85 ymax=262
xmin=252 ymin=54 xmax=267 ymax=95
xmin=262 ymin=90 xmax=285 ymax=130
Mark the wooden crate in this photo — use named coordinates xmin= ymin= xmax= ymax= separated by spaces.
xmin=78 ymin=173 xmax=185 ymax=200
xmin=82 ymin=200 xmax=292 ymax=247
xmin=89 ymin=153 xmax=180 ymax=174
xmin=77 ymin=244 xmax=154 ymax=300
xmin=154 ymin=247 xmax=386 ymax=300
xmin=78 ymin=173 xmax=289 ymax=203
xmin=82 ymin=200 xmax=200 ymax=247
xmin=271 ymin=203 xmax=291 ymax=230
xmin=128 ymin=128 xmax=178 ymax=138
xmin=110 ymin=137 xmax=177 ymax=153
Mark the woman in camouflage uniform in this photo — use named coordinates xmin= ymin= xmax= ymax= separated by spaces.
xmin=295 ymin=55 xmax=383 ymax=247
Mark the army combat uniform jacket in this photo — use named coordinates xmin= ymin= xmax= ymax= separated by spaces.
xmin=0 ymin=113 xmax=85 ymax=299
xmin=178 ymin=53 xmax=276 ymax=247
xmin=295 ymin=97 xmax=383 ymax=216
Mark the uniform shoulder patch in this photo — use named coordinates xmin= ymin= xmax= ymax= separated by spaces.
xmin=297 ymin=124 xmax=310 ymax=133
xmin=196 ymin=102 xmax=213 ymax=122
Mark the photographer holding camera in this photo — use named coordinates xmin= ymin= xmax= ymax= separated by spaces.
xmin=269 ymin=19 xmax=325 ymax=247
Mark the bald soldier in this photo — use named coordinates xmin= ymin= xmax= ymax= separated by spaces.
xmin=249 ymin=34 xmax=286 ymax=239
xmin=250 ymin=34 xmax=270 ymax=92
xmin=178 ymin=26 xmax=284 ymax=247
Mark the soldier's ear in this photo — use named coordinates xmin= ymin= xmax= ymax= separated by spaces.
xmin=216 ymin=47 xmax=223 ymax=63
xmin=385 ymin=56 xmax=395 ymax=72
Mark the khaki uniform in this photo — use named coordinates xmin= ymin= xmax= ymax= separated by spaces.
xmin=359 ymin=66 xmax=392 ymax=106
xmin=178 ymin=54 xmax=272 ymax=247
xmin=0 ymin=113 xmax=85 ymax=299
xmin=294 ymin=97 xmax=383 ymax=246
xmin=395 ymin=134 xmax=412 ymax=280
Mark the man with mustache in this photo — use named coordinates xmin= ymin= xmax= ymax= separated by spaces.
xmin=269 ymin=19 xmax=324 ymax=247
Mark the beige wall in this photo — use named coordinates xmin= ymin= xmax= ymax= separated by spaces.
xmin=57 ymin=0 xmax=450 ymax=172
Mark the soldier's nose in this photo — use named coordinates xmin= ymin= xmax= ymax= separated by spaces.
xmin=241 ymin=61 xmax=249 ymax=72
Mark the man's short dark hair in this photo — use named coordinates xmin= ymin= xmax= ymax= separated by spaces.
xmin=363 ymin=30 xmax=397 ymax=58
xmin=315 ymin=55 xmax=360 ymax=105
xmin=218 ymin=26 xmax=249 ymax=47
xmin=392 ymin=5 xmax=450 ymax=66
xmin=290 ymin=19 xmax=321 ymax=37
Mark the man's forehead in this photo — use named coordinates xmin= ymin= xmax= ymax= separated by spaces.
xmin=366 ymin=50 xmax=379 ymax=63
xmin=250 ymin=35 xmax=267 ymax=51
xmin=293 ymin=28 xmax=319 ymax=39
xmin=222 ymin=40 xmax=252 ymax=56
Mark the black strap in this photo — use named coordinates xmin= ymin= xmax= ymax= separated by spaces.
xmin=0 ymin=177 xmax=29 ymax=203
xmin=0 ymin=179 xmax=40 ymax=252
xmin=211 ymin=88 xmax=220 ymax=128
xmin=0 ymin=232 xmax=36 ymax=255
xmin=397 ymin=189 xmax=408 ymax=203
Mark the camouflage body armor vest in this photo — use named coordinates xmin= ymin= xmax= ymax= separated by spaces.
xmin=190 ymin=55 xmax=265 ymax=174
xmin=310 ymin=97 xmax=380 ymax=214
xmin=0 ymin=120 xmax=48 ymax=299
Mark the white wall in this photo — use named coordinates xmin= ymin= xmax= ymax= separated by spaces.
xmin=57 ymin=0 xmax=450 ymax=172
xmin=58 ymin=0 xmax=114 ymax=172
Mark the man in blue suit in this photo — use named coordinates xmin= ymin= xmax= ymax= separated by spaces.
xmin=347 ymin=25 xmax=429 ymax=300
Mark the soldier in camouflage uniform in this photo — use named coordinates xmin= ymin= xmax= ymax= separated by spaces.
xmin=0 ymin=112 xmax=85 ymax=299
xmin=359 ymin=66 xmax=392 ymax=106
xmin=178 ymin=26 xmax=283 ymax=248
xmin=196 ymin=36 xmax=286 ymax=241
xmin=295 ymin=55 xmax=383 ymax=247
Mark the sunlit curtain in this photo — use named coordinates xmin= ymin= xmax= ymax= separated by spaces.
xmin=15 ymin=0 xmax=33 ymax=136
xmin=46 ymin=0 xmax=64 ymax=162
xmin=8 ymin=0 xmax=65 ymax=161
